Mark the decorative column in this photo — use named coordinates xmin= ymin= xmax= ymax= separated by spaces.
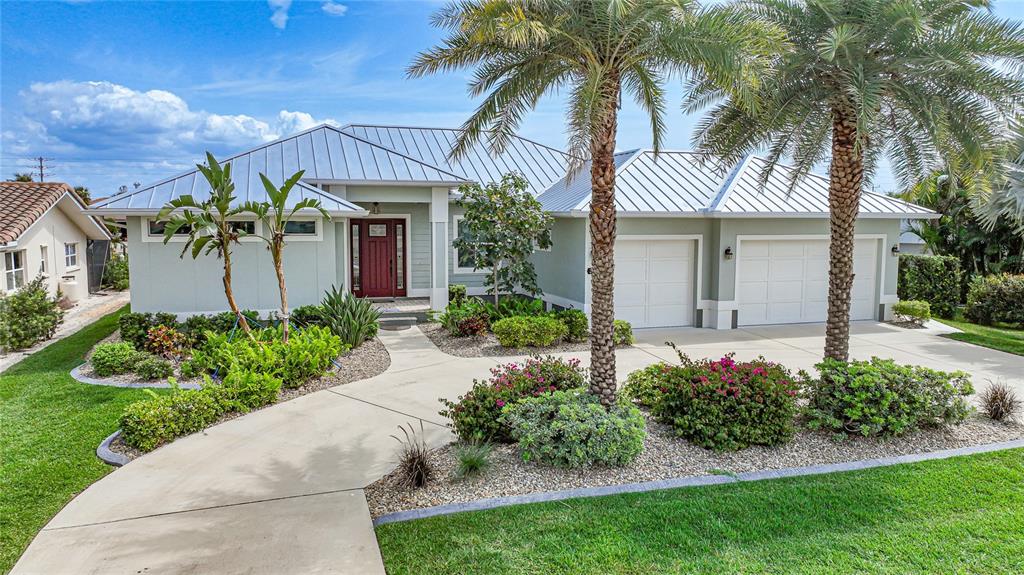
xmin=429 ymin=187 xmax=450 ymax=311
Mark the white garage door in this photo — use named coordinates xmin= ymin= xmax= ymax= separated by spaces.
xmin=737 ymin=238 xmax=878 ymax=326
xmin=614 ymin=239 xmax=694 ymax=328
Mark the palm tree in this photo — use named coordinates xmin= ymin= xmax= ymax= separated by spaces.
xmin=10 ymin=173 xmax=33 ymax=182
xmin=157 ymin=152 xmax=252 ymax=334
xmin=411 ymin=0 xmax=778 ymax=405
xmin=242 ymin=170 xmax=330 ymax=343
xmin=692 ymin=0 xmax=1024 ymax=361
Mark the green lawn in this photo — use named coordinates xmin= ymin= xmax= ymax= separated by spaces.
xmin=377 ymin=449 xmax=1024 ymax=574
xmin=0 ymin=307 xmax=161 ymax=573
xmin=937 ymin=314 xmax=1024 ymax=356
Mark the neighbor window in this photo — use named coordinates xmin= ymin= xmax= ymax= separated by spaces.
xmin=64 ymin=243 xmax=78 ymax=268
xmin=284 ymin=220 xmax=317 ymax=235
xmin=39 ymin=245 xmax=48 ymax=274
xmin=4 ymin=250 xmax=26 ymax=291
xmin=454 ymin=216 xmax=488 ymax=273
xmin=147 ymin=220 xmax=192 ymax=236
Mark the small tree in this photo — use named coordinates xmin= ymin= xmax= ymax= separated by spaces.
xmin=242 ymin=170 xmax=330 ymax=343
xmin=157 ymin=152 xmax=252 ymax=334
xmin=453 ymin=173 xmax=553 ymax=305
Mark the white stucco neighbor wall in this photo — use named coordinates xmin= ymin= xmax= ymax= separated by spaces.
xmin=1 ymin=207 xmax=91 ymax=302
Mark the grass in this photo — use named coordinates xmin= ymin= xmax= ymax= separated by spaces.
xmin=377 ymin=448 xmax=1024 ymax=574
xmin=0 ymin=306 xmax=162 ymax=573
xmin=937 ymin=313 xmax=1024 ymax=356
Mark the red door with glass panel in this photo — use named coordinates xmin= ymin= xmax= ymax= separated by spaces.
xmin=350 ymin=220 xmax=406 ymax=298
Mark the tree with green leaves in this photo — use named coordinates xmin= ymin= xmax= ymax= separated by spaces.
xmin=10 ymin=173 xmax=33 ymax=182
xmin=242 ymin=170 xmax=330 ymax=343
xmin=157 ymin=152 xmax=252 ymax=334
xmin=454 ymin=173 xmax=553 ymax=304
xmin=692 ymin=0 xmax=1024 ymax=362
xmin=73 ymin=186 xmax=91 ymax=204
xmin=410 ymin=0 xmax=777 ymax=405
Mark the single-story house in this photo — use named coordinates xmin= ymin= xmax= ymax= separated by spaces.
xmin=1 ymin=181 xmax=112 ymax=301
xmin=87 ymin=124 xmax=937 ymax=329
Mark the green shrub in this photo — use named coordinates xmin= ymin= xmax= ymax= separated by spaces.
xmin=91 ymin=342 xmax=143 ymax=377
xmin=892 ymin=300 xmax=931 ymax=325
xmin=552 ymin=309 xmax=588 ymax=342
xmin=651 ymin=353 xmax=803 ymax=451
xmin=277 ymin=325 xmax=344 ymax=386
xmin=0 ymin=276 xmax=64 ymax=351
xmin=291 ymin=305 xmax=324 ymax=327
xmin=319 ymin=286 xmax=380 ymax=347
xmin=145 ymin=325 xmax=188 ymax=359
xmin=440 ymin=298 xmax=491 ymax=336
xmin=806 ymin=357 xmax=974 ymax=437
xmin=133 ymin=355 xmax=174 ymax=380
xmin=117 ymin=312 xmax=178 ymax=350
xmin=188 ymin=326 xmax=343 ymax=387
xmin=621 ymin=363 xmax=672 ymax=407
xmin=439 ymin=356 xmax=587 ymax=442
xmin=964 ymin=274 xmax=1024 ymax=327
xmin=102 ymin=254 xmax=130 ymax=290
xmin=221 ymin=370 xmax=282 ymax=411
xmin=181 ymin=314 xmax=216 ymax=346
xmin=484 ymin=297 xmax=545 ymax=322
xmin=613 ymin=320 xmax=634 ymax=345
xmin=448 ymin=284 xmax=467 ymax=305
xmin=898 ymin=254 xmax=962 ymax=318
xmin=500 ymin=390 xmax=646 ymax=468
xmin=492 ymin=316 xmax=567 ymax=348
xmin=453 ymin=442 xmax=492 ymax=479
xmin=120 ymin=386 xmax=227 ymax=452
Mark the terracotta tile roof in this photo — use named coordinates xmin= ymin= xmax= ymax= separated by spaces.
xmin=0 ymin=181 xmax=78 ymax=243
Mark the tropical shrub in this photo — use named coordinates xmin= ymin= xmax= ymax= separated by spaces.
xmin=103 ymin=254 xmax=130 ymax=290
xmin=651 ymin=353 xmax=803 ymax=451
xmin=0 ymin=276 xmax=64 ymax=351
xmin=978 ymin=381 xmax=1021 ymax=422
xmin=892 ymin=300 xmax=931 ymax=325
xmin=897 ymin=254 xmax=962 ymax=318
xmin=448 ymin=284 xmax=467 ymax=305
xmin=91 ymin=342 xmax=143 ymax=377
xmin=319 ymin=286 xmax=380 ymax=347
xmin=291 ymin=305 xmax=324 ymax=327
xmin=221 ymin=370 xmax=282 ymax=411
xmin=552 ymin=309 xmax=588 ymax=342
xmin=181 ymin=314 xmax=217 ymax=346
xmin=621 ymin=363 xmax=672 ymax=407
xmin=492 ymin=316 xmax=567 ymax=348
xmin=613 ymin=319 xmax=634 ymax=345
xmin=133 ymin=355 xmax=174 ymax=380
xmin=964 ymin=273 xmax=1024 ymax=327
xmin=440 ymin=298 xmax=491 ymax=336
xmin=483 ymin=297 xmax=546 ymax=322
xmin=118 ymin=312 xmax=178 ymax=350
xmin=391 ymin=421 xmax=434 ymax=488
xmin=188 ymin=326 xmax=343 ymax=386
xmin=500 ymin=389 xmax=646 ymax=467
xmin=439 ymin=356 xmax=587 ymax=442
xmin=453 ymin=442 xmax=492 ymax=479
xmin=144 ymin=325 xmax=188 ymax=359
xmin=807 ymin=358 xmax=973 ymax=437
xmin=120 ymin=386 xmax=227 ymax=452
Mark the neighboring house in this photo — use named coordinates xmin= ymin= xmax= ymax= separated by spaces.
xmin=899 ymin=221 xmax=930 ymax=255
xmin=0 ymin=182 xmax=112 ymax=302
xmin=87 ymin=124 xmax=937 ymax=330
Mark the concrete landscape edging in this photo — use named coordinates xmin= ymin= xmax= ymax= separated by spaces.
xmin=96 ymin=430 xmax=130 ymax=467
xmin=70 ymin=363 xmax=201 ymax=389
xmin=373 ymin=438 xmax=1024 ymax=526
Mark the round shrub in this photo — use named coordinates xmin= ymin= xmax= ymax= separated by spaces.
xmin=134 ymin=355 xmax=174 ymax=380
xmin=652 ymin=355 xmax=803 ymax=451
xmin=492 ymin=315 xmax=568 ymax=348
xmin=0 ymin=276 xmax=64 ymax=352
xmin=552 ymin=309 xmax=588 ymax=342
xmin=145 ymin=325 xmax=188 ymax=359
xmin=91 ymin=342 xmax=143 ymax=377
xmin=440 ymin=298 xmax=490 ymax=337
xmin=500 ymin=389 xmax=646 ymax=468
xmin=621 ymin=363 xmax=672 ymax=407
xmin=290 ymin=305 xmax=324 ymax=328
xmin=613 ymin=320 xmax=634 ymax=345
xmin=120 ymin=388 xmax=225 ymax=452
xmin=964 ymin=273 xmax=1024 ymax=327
xmin=892 ymin=300 xmax=931 ymax=325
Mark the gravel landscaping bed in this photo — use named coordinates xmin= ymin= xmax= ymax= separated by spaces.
xmin=365 ymin=413 xmax=1024 ymax=518
xmin=421 ymin=322 xmax=627 ymax=357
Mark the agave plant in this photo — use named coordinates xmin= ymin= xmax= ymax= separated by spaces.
xmin=319 ymin=286 xmax=381 ymax=348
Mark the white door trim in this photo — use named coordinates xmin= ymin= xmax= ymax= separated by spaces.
xmin=350 ymin=213 xmax=412 ymax=297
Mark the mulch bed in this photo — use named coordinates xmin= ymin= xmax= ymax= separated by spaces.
xmin=420 ymin=322 xmax=628 ymax=358
xmin=365 ymin=412 xmax=1024 ymax=519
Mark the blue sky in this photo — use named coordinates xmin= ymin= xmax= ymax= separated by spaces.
xmin=2 ymin=0 xmax=1022 ymax=196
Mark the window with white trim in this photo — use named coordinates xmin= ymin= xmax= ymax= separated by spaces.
xmin=4 ymin=250 xmax=26 ymax=291
xmin=284 ymin=220 xmax=317 ymax=235
xmin=147 ymin=220 xmax=192 ymax=237
xmin=453 ymin=215 xmax=488 ymax=274
xmin=39 ymin=245 xmax=48 ymax=274
xmin=64 ymin=243 xmax=78 ymax=268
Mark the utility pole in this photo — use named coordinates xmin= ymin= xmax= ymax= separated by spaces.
xmin=29 ymin=156 xmax=54 ymax=182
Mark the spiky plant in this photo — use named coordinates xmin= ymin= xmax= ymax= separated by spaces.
xmin=979 ymin=381 xmax=1021 ymax=422
xmin=319 ymin=286 xmax=381 ymax=348
xmin=391 ymin=421 xmax=435 ymax=488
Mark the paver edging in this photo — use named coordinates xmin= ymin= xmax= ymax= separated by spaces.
xmin=372 ymin=438 xmax=1024 ymax=526
xmin=70 ymin=363 xmax=201 ymax=389
xmin=96 ymin=430 xmax=130 ymax=467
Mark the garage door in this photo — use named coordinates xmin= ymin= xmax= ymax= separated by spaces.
xmin=614 ymin=239 xmax=694 ymax=328
xmin=737 ymin=238 xmax=877 ymax=326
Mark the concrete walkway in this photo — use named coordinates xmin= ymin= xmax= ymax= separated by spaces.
xmin=12 ymin=321 xmax=1024 ymax=574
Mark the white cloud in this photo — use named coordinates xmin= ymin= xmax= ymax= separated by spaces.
xmin=275 ymin=110 xmax=339 ymax=134
xmin=268 ymin=0 xmax=292 ymax=29
xmin=321 ymin=1 xmax=347 ymax=16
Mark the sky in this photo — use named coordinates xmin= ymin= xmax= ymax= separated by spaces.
xmin=2 ymin=0 xmax=1023 ymax=197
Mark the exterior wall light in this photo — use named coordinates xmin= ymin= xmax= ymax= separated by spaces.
xmin=891 ymin=244 xmax=900 ymax=257
xmin=371 ymin=201 xmax=381 ymax=215
xmin=724 ymin=246 xmax=734 ymax=260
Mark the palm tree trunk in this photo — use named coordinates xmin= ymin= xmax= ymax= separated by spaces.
xmin=824 ymin=108 xmax=863 ymax=361
xmin=588 ymin=89 xmax=620 ymax=407
xmin=273 ymin=240 xmax=289 ymax=343
xmin=222 ymin=247 xmax=251 ymax=334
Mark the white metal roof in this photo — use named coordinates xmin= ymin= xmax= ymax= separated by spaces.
xmin=342 ymin=124 xmax=572 ymax=195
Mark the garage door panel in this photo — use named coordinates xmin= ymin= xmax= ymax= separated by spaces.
xmin=614 ymin=287 xmax=647 ymax=307
xmin=738 ymin=281 xmax=768 ymax=303
xmin=613 ymin=239 xmax=694 ymax=328
xmin=772 ymin=242 xmax=806 ymax=257
xmin=770 ymin=302 xmax=804 ymax=323
xmin=739 ymin=303 xmax=768 ymax=324
xmin=648 ymin=241 xmax=688 ymax=259
xmin=742 ymin=259 xmax=770 ymax=281
xmin=650 ymin=263 xmax=689 ymax=284
xmin=742 ymin=241 xmax=770 ymax=257
xmin=768 ymin=280 xmax=803 ymax=302
xmin=771 ymin=259 xmax=805 ymax=281
xmin=616 ymin=241 xmax=646 ymax=259
xmin=616 ymin=258 xmax=647 ymax=280
xmin=649 ymin=283 xmax=690 ymax=305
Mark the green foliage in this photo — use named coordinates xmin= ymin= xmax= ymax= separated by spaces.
xmin=188 ymin=326 xmax=343 ymax=387
xmin=621 ymin=363 xmax=672 ymax=407
xmin=453 ymin=442 xmax=492 ymax=479
xmin=965 ymin=274 xmax=1024 ymax=327
xmin=492 ymin=316 xmax=568 ymax=348
xmin=807 ymin=358 xmax=974 ymax=437
xmin=0 ymin=276 xmax=64 ymax=351
xmin=448 ymin=284 xmax=467 ymax=305
xmin=892 ymin=300 xmax=931 ymax=325
xmin=133 ymin=355 xmax=173 ymax=380
xmin=613 ymin=320 xmax=634 ymax=345
xmin=144 ymin=325 xmax=188 ymax=359
xmin=102 ymin=254 xmax=130 ymax=290
xmin=117 ymin=312 xmax=178 ymax=350
xmin=221 ymin=370 xmax=282 ymax=411
xmin=551 ymin=309 xmax=588 ymax=342
xmin=483 ymin=297 xmax=546 ymax=322
xmin=319 ymin=285 xmax=381 ymax=347
xmin=120 ymin=386 xmax=226 ymax=452
xmin=439 ymin=356 xmax=587 ymax=443
xmin=291 ymin=305 xmax=324 ymax=327
xmin=90 ymin=342 xmax=143 ymax=377
xmin=651 ymin=353 xmax=803 ymax=451
xmin=500 ymin=390 xmax=646 ymax=468
xmin=440 ymin=298 xmax=490 ymax=336
xmin=452 ymin=174 xmax=553 ymax=301
xmin=898 ymin=255 xmax=962 ymax=318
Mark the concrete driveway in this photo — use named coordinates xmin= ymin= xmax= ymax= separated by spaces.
xmin=12 ymin=321 xmax=1022 ymax=574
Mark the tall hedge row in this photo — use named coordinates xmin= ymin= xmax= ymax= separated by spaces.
xmin=897 ymin=254 xmax=962 ymax=318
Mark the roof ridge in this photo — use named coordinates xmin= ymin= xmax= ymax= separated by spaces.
xmin=706 ymin=155 xmax=750 ymax=213
xmin=342 ymin=123 xmax=577 ymax=161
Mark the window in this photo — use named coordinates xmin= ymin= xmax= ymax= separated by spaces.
xmin=395 ymin=223 xmax=405 ymax=290
xmin=350 ymin=224 xmax=360 ymax=292
xmin=39 ymin=245 xmax=48 ymax=274
xmin=231 ymin=221 xmax=256 ymax=235
xmin=64 ymin=243 xmax=78 ymax=268
xmin=454 ymin=216 xmax=488 ymax=274
xmin=4 ymin=250 xmax=26 ymax=291
xmin=147 ymin=220 xmax=192 ymax=237
xmin=284 ymin=220 xmax=317 ymax=235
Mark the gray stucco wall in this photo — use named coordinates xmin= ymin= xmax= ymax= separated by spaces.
xmin=532 ymin=216 xmax=587 ymax=305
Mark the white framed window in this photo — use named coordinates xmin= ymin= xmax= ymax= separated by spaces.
xmin=142 ymin=217 xmax=260 ymax=243
xmin=282 ymin=217 xmax=321 ymax=242
xmin=64 ymin=243 xmax=79 ymax=269
xmin=453 ymin=215 xmax=487 ymax=274
xmin=4 ymin=250 xmax=26 ymax=291
xmin=39 ymin=245 xmax=48 ymax=274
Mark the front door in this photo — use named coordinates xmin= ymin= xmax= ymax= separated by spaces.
xmin=351 ymin=219 xmax=406 ymax=298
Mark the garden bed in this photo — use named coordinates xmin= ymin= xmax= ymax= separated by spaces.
xmin=365 ymin=412 xmax=1023 ymax=518
xmin=420 ymin=322 xmax=627 ymax=357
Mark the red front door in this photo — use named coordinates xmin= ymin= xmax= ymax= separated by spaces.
xmin=351 ymin=219 xmax=406 ymax=298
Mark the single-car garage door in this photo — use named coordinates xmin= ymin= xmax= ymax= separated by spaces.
xmin=737 ymin=238 xmax=878 ymax=326
xmin=614 ymin=239 xmax=694 ymax=328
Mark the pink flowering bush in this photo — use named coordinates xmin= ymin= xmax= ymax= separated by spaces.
xmin=439 ymin=355 xmax=587 ymax=442
xmin=650 ymin=347 xmax=806 ymax=451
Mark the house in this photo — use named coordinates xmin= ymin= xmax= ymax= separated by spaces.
xmin=87 ymin=124 xmax=937 ymax=329
xmin=0 ymin=182 xmax=112 ymax=301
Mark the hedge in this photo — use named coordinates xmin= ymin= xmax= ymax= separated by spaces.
xmin=897 ymin=254 xmax=961 ymax=318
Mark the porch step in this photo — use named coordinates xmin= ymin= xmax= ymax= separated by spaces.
xmin=379 ymin=311 xmax=432 ymax=326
